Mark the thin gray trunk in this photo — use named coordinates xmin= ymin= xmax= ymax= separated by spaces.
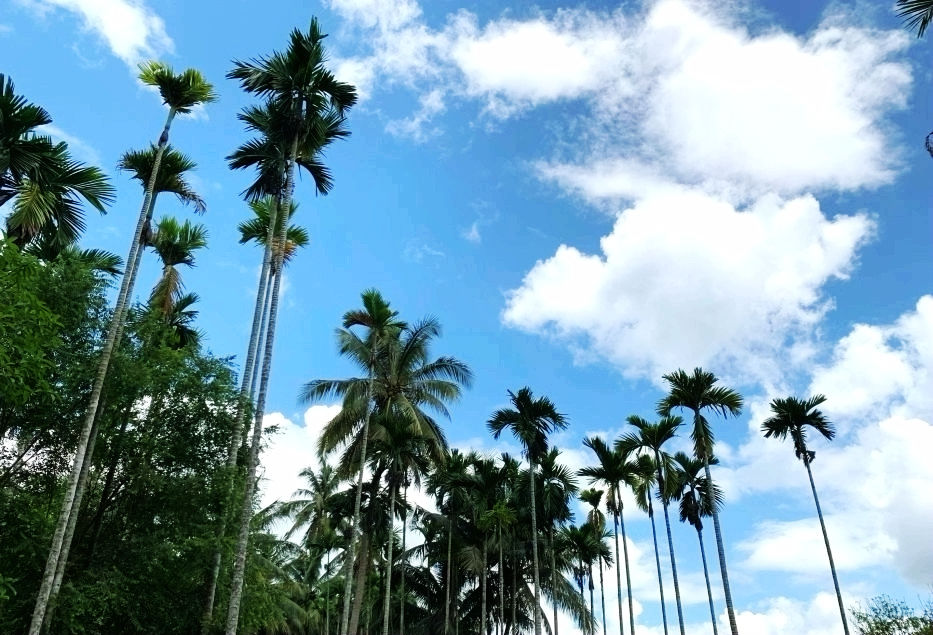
xmin=588 ymin=565 xmax=595 ymax=631
xmin=28 ymin=108 xmax=176 ymax=635
xmin=399 ymin=483 xmax=408 ymax=635
xmin=0 ymin=431 xmax=42 ymax=485
xmin=657 ymin=456 xmax=685 ymax=635
xmin=612 ymin=508 xmax=624 ymax=635
xmin=326 ymin=550 xmax=332 ymax=635
xmin=42 ymin=401 xmax=104 ymax=634
xmin=649 ymin=501 xmax=669 ymax=635
xmin=598 ymin=558 xmax=607 ymax=635
xmin=511 ymin=542 xmax=517 ymax=632
xmin=202 ymin=216 xmax=274 ymax=633
xmin=224 ymin=134 xmax=297 ymax=635
xmin=697 ymin=528 xmax=718 ymax=635
xmin=804 ymin=455 xmax=849 ymax=635
xmin=249 ymin=267 xmax=273 ymax=402
xmin=550 ymin=529 xmax=559 ymax=635
xmin=348 ymin=531 xmax=370 ymax=635
xmin=482 ymin=535 xmax=488 ymax=635
xmin=498 ymin=526 xmax=504 ymax=635
xmin=445 ymin=503 xmax=454 ymax=634
xmin=703 ymin=460 xmax=737 ymax=635
xmin=382 ymin=485 xmax=397 ymax=635
xmin=529 ymin=458 xmax=542 ymax=635
xmin=618 ymin=500 xmax=635 ymax=635
xmin=341 ymin=369 xmax=376 ymax=635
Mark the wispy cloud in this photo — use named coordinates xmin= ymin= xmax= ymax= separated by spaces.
xmin=403 ymin=241 xmax=444 ymax=263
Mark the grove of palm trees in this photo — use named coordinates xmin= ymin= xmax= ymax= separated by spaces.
xmin=2 ymin=1 xmax=932 ymax=635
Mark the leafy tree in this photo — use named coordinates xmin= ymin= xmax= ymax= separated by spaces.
xmin=147 ymin=216 xmax=208 ymax=315
xmin=762 ymin=394 xmax=849 ymax=635
xmin=658 ymin=367 xmax=743 ymax=635
xmin=851 ymin=595 xmax=933 ymax=635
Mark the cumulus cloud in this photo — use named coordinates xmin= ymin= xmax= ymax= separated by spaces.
xmin=21 ymin=0 xmax=174 ymax=69
xmin=502 ymin=191 xmax=873 ymax=382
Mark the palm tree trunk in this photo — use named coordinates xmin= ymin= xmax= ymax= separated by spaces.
xmin=382 ymin=485 xmax=397 ymax=635
xmin=341 ymin=367 xmax=376 ymax=635
xmin=224 ymin=134 xmax=298 ymax=635
xmin=703 ymin=460 xmax=737 ymax=635
xmin=588 ymin=566 xmax=595 ymax=632
xmin=28 ymin=108 xmax=176 ymax=635
xmin=649 ymin=502 xmax=669 ymax=635
xmin=611 ymin=509 xmax=625 ymax=635
xmin=327 ymin=550 xmax=332 ymax=635
xmin=618 ymin=502 xmax=636 ymax=635
xmin=550 ymin=529 xmax=559 ymax=635
xmin=482 ymin=535 xmax=489 ymax=635
xmin=41 ymin=400 xmax=104 ymax=634
xmin=528 ymin=458 xmax=543 ymax=635
xmin=399 ymin=482 xmax=408 ymax=635
xmin=498 ymin=526 xmax=505 ymax=635
xmin=697 ymin=528 xmax=718 ymax=635
xmin=804 ymin=455 xmax=849 ymax=635
xmin=598 ymin=558 xmax=607 ymax=635
xmin=349 ymin=532 xmax=371 ymax=635
xmin=656 ymin=457 xmax=685 ymax=635
xmin=202 ymin=226 xmax=273 ymax=633
xmin=249 ymin=267 xmax=272 ymax=401
xmin=511 ymin=543 xmax=517 ymax=633
xmin=445 ymin=504 xmax=454 ymax=634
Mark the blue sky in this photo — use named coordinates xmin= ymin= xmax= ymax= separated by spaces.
xmin=2 ymin=0 xmax=932 ymax=633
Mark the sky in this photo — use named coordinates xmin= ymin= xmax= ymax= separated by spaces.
xmin=2 ymin=0 xmax=932 ymax=633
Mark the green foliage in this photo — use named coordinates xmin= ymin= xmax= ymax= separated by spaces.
xmin=851 ymin=595 xmax=933 ymax=635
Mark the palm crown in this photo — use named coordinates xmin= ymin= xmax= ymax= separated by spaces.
xmin=138 ymin=61 xmax=217 ymax=114
xmin=487 ymin=387 xmax=567 ymax=462
xmin=658 ymin=367 xmax=743 ymax=460
xmin=761 ymin=394 xmax=835 ymax=463
xmin=119 ymin=145 xmax=206 ymax=213
xmin=237 ymin=197 xmax=309 ymax=267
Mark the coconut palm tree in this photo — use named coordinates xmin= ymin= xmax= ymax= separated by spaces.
xmin=223 ymin=21 xmax=356 ymax=633
xmin=762 ymin=394 xmax=849 ymax=635
xmin=28 ymin=61 xmax=214 ymax=635
xmin=670 ymin=452 xmax=723 ymax=635
xmin=488 ymin=387 xmax=568 ymax=635
xmin=631 ymin=454 xmax=669 ymax=635
xmin=580 ymin=489 xmax=609 ymax=635
xmin=658 ymin=368 xmax=743 ymax=635
xmin=580 ymin=436 xmax=639 ymax=635
xmin=147 ymin=216 xmax=208 ymax=315
xmin=621 ymin=415 xmax=686 ymax=635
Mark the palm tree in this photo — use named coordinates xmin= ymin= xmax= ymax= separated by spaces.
xmin=158 ymin=291 xmax=202 ymax=349
xmin=1 ymin=74 xmax=114 ymax=246
xmin=580 ymin=436 xmax=638 ymax=635
xmin=621 ymin=415 xmax=686 ymax=635
xmin=897 ymin=0 xmax=933 ymax=36
xmin=488 ymin=387 xmax=568 ymax=635
xmin=762 ymin=394 xmax=849 ymax=635
xmin=147 ymin=216 xmax=208 ymax=314
xmin=671 ymin=452 xmax=722 ymax=635
xmin=631 ymin=453 xmax=669 ymax=635
xmin=224 ymin=21 xmax=356 ymax=634
xmin=537 ymin=448 xmax=578 ymax=635
xmin=658 ymin=368 xmax=743 ymax=635
xmin=28 ymin=61 xmax=214 ymax=635
xmin=580 ymin=489 xmax=609 ymax=635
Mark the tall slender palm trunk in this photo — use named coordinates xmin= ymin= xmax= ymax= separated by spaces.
xmin=804 ymin=455 xmax=849 ymax=635
xmin=598 ymin=559 xmax=607 ymax=635
xmin=481 ymin=536 xmax=489 ymax=635
xmin=618 ymin=504 xmax=636 ymax=635
xmin=348 ymin=531 xmax=371 ymax=635
xmin=28 ymin=108 xmax=176 ymax=635
xmin=445 ymin=501 xmax=455 ymax=634
xmin=399 ymin=483 xmax=408 ymax=635
xmin=326 ymin=550 xmax=332 ymax=635
xmin=703 ymin=460 xmax=737 ymax=635
xmin=511 ymin=544 xmax=517 ymax=634
xmin=588 ymin=567 xmax=595 ymax=633
xmin=382 ymin=485 xmax=397 ymax=635
xmin=550 ymin=529 xmax=559 ymax=635
xmin=201 ymin=217 xmax=274 ymax=633
xmin=341 ymin=370 xmax=376 ymax=635
xmin=649 ymin=502 xmax=669 ymax=635
xmin=696 ymin=528 xmax=718 ymax=635
xmin=498 ymin=526 xmax=505 ymax=635
xmin=656 ymin=457 xmax=685 ymax=635
xmin=611 ymin=510 xmax=625 ymax=635
xmin=224 ymin=136 xmax=297 ymax=635
xmin=528 ymin=458 xmax=543 ymax=635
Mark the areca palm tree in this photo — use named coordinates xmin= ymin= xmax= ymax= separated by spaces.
xmin=147 ymin=216 xmax=208 ymax=315
xmin=762 ymin=394 xmax=849 ymax=635
xmin=671 ymin=452 xmax=723 ymax=635
xmin=224 ymin=21 xmax=356 ymax=634
xmin=537 ymin=448 xmax=578 ymax=635
xmin=159 ymin=291 xmax=202 ymax=349
xmin=580 ymin=489 xmax=609 ymax=635
xmin=621 ymin=415 xmax=686 ymax=635
xmin=658 ymin=368 xmax=743 ymax=635
xmin=488 ymin=387 xmax=568 ymax=635
xmin=631 ymin=454 xmax=669 ymax=635
xmin=580 ymin=436 xmax=638 ymax=635
xmin=1 ymin=75 xmax=114 ymax=247
xmin=897 ymin=0 xmax=933 ymax=37
xmin=28 ymin=61 xmax=214 ymax=635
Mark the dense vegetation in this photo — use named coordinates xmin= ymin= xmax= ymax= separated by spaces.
xmin=3 ymin=5 xmax=932 ymax=635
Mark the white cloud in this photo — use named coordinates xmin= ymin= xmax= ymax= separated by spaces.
xmin=462 ymin=221 xmax=481 ymax=244
xmin=22 ymin=0 xmax=174 ymax=68
xmin=385 ymin=88 xmax=445 ymax=141
xmin=502 ymin=191 xmax=874 ymax=382
xmin=37 ymin=123 xmax=102 ymax=166
xmin=258 ymin=405 xmax=341 ymax=509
